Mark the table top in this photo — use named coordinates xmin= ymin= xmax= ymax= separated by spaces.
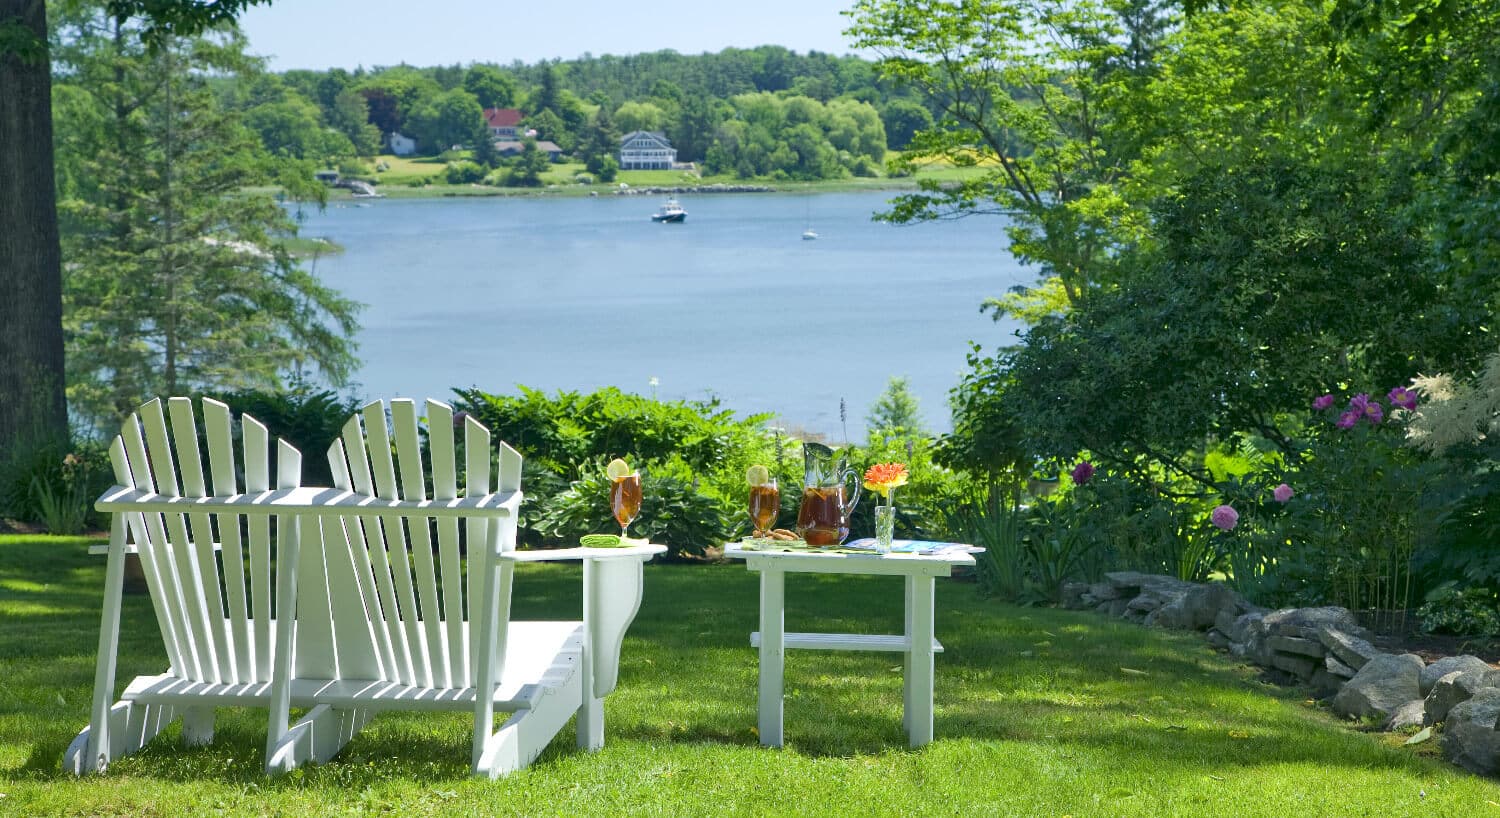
xmin=504 ymin=542 xmax=667 ymax=562
xmin=723 ymin=542 xmax=979 ymax=570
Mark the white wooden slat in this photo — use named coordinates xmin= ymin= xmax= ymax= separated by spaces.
xmin=464 ymin=416 xmax=492 ymax=686
xmin=202 ymin=400 xmax=252 ymax=683
xmin=748 ymin=632 xmax=944 ymax=652
xmin=391 ymin=401 xmax=448 ymax=687
xmin=359 ymin=513 xmax=416 ymax=685
xmin=328 ymin=438 xmax=352 ymax=491
xmin=339 ymin=512 xmax=400 ymax=680
xmin=243 ymin=417 xmax=273 ymax=680
xmin=426 ymin=401 xmax=467 ymax=688
xmin=495 ymin=442 xmax=522 ymax=557
xmin=382 ymin=513 xmax=429 ymax=686
xmin=360 ymin=408 xmax=430 ymax=686
xmin=319 ymin=515 xmax=382 ymax=680
xmin=290 ymin=444 xmax=337 ymax=679
xmin=340 ymin=415 xmax=375 ymax=496
xmin=169 ymin=398 xmax=235 ymax=684
xmin=111 ymin=433 xmax=187 ymax=678
xmin=362 ymin=402 xmax=400 ymax=501
xmin=140 ymin=402 xmax=216 ymax=683
xmin=277 ymin=439 xmax=301 ymax=492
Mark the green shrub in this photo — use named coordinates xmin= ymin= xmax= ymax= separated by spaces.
xmin=529 ymin=465 xmax=733 ymax=559
xmin=1 ymin=436 xmax=110 ymax=532
xmin=207 ymin=386 xmax=365 ymax=486
xmin=1418 ymin=583 xmax=1500 ymax=636
xmin=445 ymin=160 xmax=486 ymax=184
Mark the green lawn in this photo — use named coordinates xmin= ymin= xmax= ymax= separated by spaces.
xmin=3 ymin=535 xmax=1496 ymax=816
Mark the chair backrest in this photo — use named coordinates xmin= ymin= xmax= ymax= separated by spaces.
xmin=302 ymin=398 xmax=522 ymax=689
xmin=108 ymin=397 xmax=302 ymax=686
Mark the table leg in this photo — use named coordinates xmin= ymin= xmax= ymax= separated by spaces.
xmin=902 ymin=574 xmax=914 ymax=733
xmin=907 ymin=574 xmax=935 ymax=747
xmin=758 ymin=568 xmax=785 ymax=748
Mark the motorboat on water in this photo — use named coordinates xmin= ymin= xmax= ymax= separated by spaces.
xmin=651 ymin=198 xmax=687 ymax=223
xmin=802 ymin=228 xmax=819 ymax=240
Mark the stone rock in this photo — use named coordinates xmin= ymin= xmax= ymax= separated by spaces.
xmin=1383 ymin=699 xmax=1427 ymax=731
xmin=1128 ymin=594 xmax=1165 ymax=613
xmin=1205 ymin=629 xmax=1231 ymax=650
xmin=1419 ymin=655 xmax=1493 ymax=697
xmin=1267 ymin=635 xmax=1326 ymax=658
xmin=1425 ymin=668 xmax=1500 ymax=726
xmin=1104 ymin=571 xmax=1156 ymax=591
xmin=1087 ymin=581 xmax=1120 ymax=601
xmin=1228 ymin=641 xmax=1250 ymax=659
xmin=1214 ymin=608 xmax=1239 ymax=636
xmin=1263 ymin=607 xmax=1365 ymax=641
xmin=1332 ymin=653 xmax=1424 ymax=721
xmin=1150 ymin=582 xmax=1240 ymax=631
xmin=1106 ymin=599 xmax=1130 ymax=618
xmin=1060 ymin=581 xmax=1091 ymax=609
xmin=1225 ymin=612 xmax=1262 ymax=645
xmin=1317 ymin=627 xmax=1383 ymax=671
xmin=1325 ymin=654 xmax=1357 ymax=679
xmin=1441 ymin=687 xmax=1500 ymax=776
xmin=1270 ymin=652 xmax=1318 ymax=680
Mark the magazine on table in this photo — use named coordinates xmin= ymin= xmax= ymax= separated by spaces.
xmin=841 ymin=538 xmax=981 ymax=556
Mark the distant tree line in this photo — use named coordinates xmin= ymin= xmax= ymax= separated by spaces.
xmin=208 ymin=46 xmax=935 ymax=181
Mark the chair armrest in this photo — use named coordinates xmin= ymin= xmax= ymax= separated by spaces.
xmin=96 ymin=485 xmax=523 ymax=519
xmin=499 ymin=543 xmax=667 ymax=562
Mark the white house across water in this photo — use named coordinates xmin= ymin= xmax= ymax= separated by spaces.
xmin=619 ymin=131 xmax=677 ymax=170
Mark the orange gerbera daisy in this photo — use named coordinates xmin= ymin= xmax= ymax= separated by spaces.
xmin=862 ymin=462 xmax=909 ymax=499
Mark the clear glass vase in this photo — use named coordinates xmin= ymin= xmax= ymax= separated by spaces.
xmin=874 ymin=505 xmax=896 ymax=553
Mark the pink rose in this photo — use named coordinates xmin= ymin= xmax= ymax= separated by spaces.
xmin=1273 ymin=483 xmax=1293 ymax=503
xmin=1211 ymin=504 xmax=1239 ymax=531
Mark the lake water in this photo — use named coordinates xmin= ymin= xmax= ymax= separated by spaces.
xmin=297 ymin=190 xmax=1027 ymax=437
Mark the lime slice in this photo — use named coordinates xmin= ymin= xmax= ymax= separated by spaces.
xmin=606 ymin=458 xmax=631 ymax=480
xmin=746 ymin=464 xmax=770 ymax=486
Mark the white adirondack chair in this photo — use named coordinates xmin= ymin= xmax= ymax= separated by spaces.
xmin=64 ymin=397 xmax=304 ymax=774
xmin=264 ymin=398 xmax=661 ymax=777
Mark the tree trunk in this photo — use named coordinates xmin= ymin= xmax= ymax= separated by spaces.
xmin=0 ymin=0 xmax=68 ymax=451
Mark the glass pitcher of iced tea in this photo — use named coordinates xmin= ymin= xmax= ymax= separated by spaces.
xmin=795 ymin=442 xmax=861 ymax=545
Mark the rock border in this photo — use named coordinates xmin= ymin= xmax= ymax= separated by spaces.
xmin=1060 ymin=573 xmax=1500 ymax=775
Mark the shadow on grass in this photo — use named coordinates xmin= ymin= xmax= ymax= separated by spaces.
xmin=0 ymin=539 xmax=1466 ymax=787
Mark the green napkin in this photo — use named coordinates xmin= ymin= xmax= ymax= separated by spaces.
xmin=581 ymin=534 xmax=633 ymax=548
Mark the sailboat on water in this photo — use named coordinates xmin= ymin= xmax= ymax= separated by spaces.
xmin=801 ymin=198 xmax=818 ymax=240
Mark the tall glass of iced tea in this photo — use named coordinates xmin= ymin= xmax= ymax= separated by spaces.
xmin=749 ymin=477 xmax=779 ymax=535
xmin=607 ymin=459 xmax=642 ymax=541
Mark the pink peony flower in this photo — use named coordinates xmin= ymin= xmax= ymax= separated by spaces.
xmin=1387 ymin=386 xmax=1418 ymax=411
xmin=1312 ymin=394 xmax=1335 ymax=411
xmin=1348 ymin=393 xmax=1371 ymax=414
xmin=1336 ymin=410 xmax=1359 ymax=429
xmin=1211 ymin=505 xmax=1239 ymax=531
xmin=1364 ymin=401 xmax=1384 ymax=424
xmin=1071 ymin=460 xmax=1095 ymax=485
xmin=1273 ymin=483 xmax=1293 ymax=503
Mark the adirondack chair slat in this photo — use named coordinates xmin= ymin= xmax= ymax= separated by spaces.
xmin=361 ymin=406 xmax=432 ymax=684
xmin=463 ymin=417 xmax=492 ymax=686
xmin=203 ymin=399 xmax=253 ymax=682
xmin=169 ymin=398 xmax=237 ymax=684
xmin=340 ymin=512 xmax=400 ymax=679
xmin=319 ymin=515 xmax=384 ymax=679
xmin=427 ymin=401 xmax=468 ymax=687
xmin=139 ymin=402 xmax=216 ymax=683
xmin=392 ymin=401 xmax=450 ymax=687
xmin=119 ymin=412 xmax=188 ymax=680
xmin=243 ymin=417 xmax=274 ymax=681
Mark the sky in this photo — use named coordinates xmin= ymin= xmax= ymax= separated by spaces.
xmin=238 ymin=0 xmax=866 ymax=71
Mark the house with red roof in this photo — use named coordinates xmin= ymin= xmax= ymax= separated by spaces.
xmin=483 ymin=108 xmax=524 ymax=139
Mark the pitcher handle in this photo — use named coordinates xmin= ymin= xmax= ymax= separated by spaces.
xmin=842 ymin=466 xmax=862 ymax=516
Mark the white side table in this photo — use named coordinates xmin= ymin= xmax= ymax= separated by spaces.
xmin=722 ymin=545 xmax=978 ymax=748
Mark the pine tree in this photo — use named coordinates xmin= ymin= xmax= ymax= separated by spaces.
xmin=867 ymin=376 xmax=926 ymax=437
xmin=56 ymin=22 xmax=358 ymax=430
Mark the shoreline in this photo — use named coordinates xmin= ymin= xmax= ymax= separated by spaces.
xmin=323 ymin=176 xmax=937 ymax=201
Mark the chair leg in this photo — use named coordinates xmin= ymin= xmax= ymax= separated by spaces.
xmin=576 ymin=642 xmax=604 ymax=752
xmin=63 ymin=700 xmax=178 ymax=775
xmin=476 ymin=667 xmax=584 ymax=778
xmin=265 ymin=705 xmax=373 ymax=774
xmin=181 ymin=706 xmax=215 ymax=746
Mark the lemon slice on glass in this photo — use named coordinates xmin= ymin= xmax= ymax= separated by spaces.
xmin=745 ymin=464 xmax=770 ymax=486
xmin=606 ymin=458 xmax=632 ymax=480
